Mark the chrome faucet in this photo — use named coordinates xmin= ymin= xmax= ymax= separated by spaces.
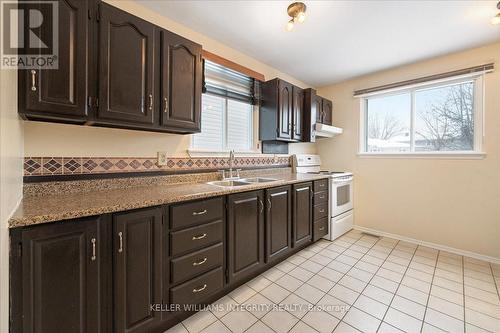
xmin=219 ymin=150 xmax=240 ymax=180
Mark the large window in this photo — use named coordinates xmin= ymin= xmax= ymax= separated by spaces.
xmin=192 ymin=94 xmax=254 ymax=151
xmin=360 ymin=76 xmax=483 ymax=155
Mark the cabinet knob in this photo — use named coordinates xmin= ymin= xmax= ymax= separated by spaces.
xmin=118 ymin=231 xmax=123 ymax=253
xmin=192 ymin=209 xmax=207 ymax=216
xmin=164 ymin=97 xmax=169 ymax=113
xmin=91 ymin=238 xmax=96 ymax=261
xmin=148 ymin=94 xmax=153 ymax=111
xmin=192 ymin=257 xmax=208 ymax=266
xmin=192 ymin=233 xmax=207 ymax=240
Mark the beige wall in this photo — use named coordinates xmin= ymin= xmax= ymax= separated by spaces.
xmin=24 ymin=0 xmax=316 ymax=157
xmin=317 ymin=43 xmax=500 ymax=259
xmin=0 ymin=68 xmax=24 ymax=331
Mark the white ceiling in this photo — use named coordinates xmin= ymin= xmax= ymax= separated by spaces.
xmin=138 ymin=0 xmax=500 ymax=87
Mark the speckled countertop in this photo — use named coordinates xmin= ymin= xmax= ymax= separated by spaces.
xmin=9 ymin=171 xmax=329 ymax=228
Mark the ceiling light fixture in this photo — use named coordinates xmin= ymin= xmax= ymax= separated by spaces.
xmin=492 ymin=1 xmax=500 ymax=25
xmin=285 ymin=2 xmax=307 ymax=31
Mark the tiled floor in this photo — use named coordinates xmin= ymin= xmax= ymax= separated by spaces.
xmin=166 ymin=230 xmax=500 ymax=333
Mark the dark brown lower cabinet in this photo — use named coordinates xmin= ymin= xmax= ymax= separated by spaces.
xmin=227 ymin=190 xmax=265 ymax=284
xmin=10 ymin=215 xmax=109 ymax=333
xmin=292 ymin=182 xmax=313 ymax=247
xmin=113 ymin=207 xmax=164 ymax=333
xmin=265 ymin=186 xmax=292 ymax=263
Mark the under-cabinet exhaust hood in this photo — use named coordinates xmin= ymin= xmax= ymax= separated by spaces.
xmin=315 ymin=123 xmax=343 ymax=138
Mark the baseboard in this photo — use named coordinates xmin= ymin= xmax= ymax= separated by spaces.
xmin=353 ymin=225 xmax=500 ymax=265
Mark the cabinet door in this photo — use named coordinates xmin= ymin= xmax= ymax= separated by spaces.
xmin=98 ymin=3 xmax=155 ymax=125
xmin=21 ymin=0 xmax=89 ymax=119
xmin=114 ymin=207 xmax=163 ymax=333
xmin=265 ymin=186 xmax=292 ymax=263
xmin=322 ymin=99 xmax=333 ymax=125
xmin=19 ymin=216 xmax=105 ymax=333
xmin=227 ymin=191 xmax=265 ymax=284
xmin=277 ymin=80 xmax=293 ymax=140
xmin=160 ymin=30 xmax=202 ymax=132
xmin=292 ymin=182 xmax=313 ymax=247
xmin=314 ymin=95 xmax=323 ymax=123
xmin=292 ymin=86 xmax=304 ymax=141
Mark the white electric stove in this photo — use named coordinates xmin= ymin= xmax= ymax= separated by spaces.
xmin=292 ymin=154 xmax=354 ymax=240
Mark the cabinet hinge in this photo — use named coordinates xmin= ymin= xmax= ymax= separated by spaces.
xmin=87 ymin=96 xmax=92 ymax=108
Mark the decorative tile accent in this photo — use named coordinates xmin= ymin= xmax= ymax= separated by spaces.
xmin=24 ymin=156 xmax=291 ymax=178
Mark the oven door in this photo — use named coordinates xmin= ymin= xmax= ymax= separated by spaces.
xmin=330 ymin=177 xmax=353 ymax=217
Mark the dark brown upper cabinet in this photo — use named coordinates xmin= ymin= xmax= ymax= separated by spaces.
xmin=10 ymin=215 xmax=109 ymax=333
xmin=292 ymin=182 xmax=313 ymax=248
xmin=292 ymin=86 xmax=304 ymax=141
xmin=97 ymin=3 xmax=156 ymax=126
xmin=265 ymin=186 xmax=292 ymax=263
xmin=260 ymin=78 xmax=303 ymax=142
xmin=160 ymin=30 xmax=202 ymax=133
xmin=18 ymin=1 xmax=203 ymax=135
xmin=113 ymin=207 xmax=164 ymax=333
xmin=322 ymin=98 xmax=333 ymax=125
xmin=18 ymin=0 xmax=92 ymax=122
xmin=227 ymin=190 xmax=265 ymax=285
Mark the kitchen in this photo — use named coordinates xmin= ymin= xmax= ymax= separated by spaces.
xmin=1 ymin=1 xmax=499 ymax=333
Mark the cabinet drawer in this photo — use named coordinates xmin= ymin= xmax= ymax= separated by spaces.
xmin=314 ymin=191 xmax=328 ymax=205
xmin=314 ymin=203 xmax=328 ymax=220
xmin=313 ymin=218 xmax=328 ymax=241
xmin=314 ymin=179 xmax=328 ymax=192
xmin=170 ymin=267 xmax=223 ymax=306
xmin=171 ymin=243 xmax=223 ymax=284
xmin=171 ymin=220 xmax=223 ymax=257
xmin=170 ymin=197 xmax=224 ymax=229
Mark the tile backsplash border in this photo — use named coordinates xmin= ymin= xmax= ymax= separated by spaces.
xmin=24 ymin=156 xmax=291 ymax=179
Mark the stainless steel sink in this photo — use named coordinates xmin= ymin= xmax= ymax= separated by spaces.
xmin=206 ymin=180 xmax=251 ymax=187
xmin=240 ymin=177 xmax=278 ymax=183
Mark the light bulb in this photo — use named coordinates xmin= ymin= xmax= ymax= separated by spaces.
xmin=297 ymin=11 xmax=306 ymax=23
xmin=492 ymin=13 xmax=500 ymax=25
xmin=286 ymin=20 xmax=294 ymax=31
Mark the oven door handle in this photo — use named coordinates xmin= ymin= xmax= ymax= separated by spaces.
xmin=332 ymin=177 xmax=353 ymax=184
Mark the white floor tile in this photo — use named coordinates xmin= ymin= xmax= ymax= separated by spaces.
xmin=424 ymin=308 xmax=464 ymax=333
xmin=376 ymin=268 xmax=404 ymax=283
xmin=427 ymin=295 xmax=464 ymax=320
xmin=302 ymin=310 xmax=340 ymax=333
xmin=210 ymin=295 xmax=237 ymax=319
xmin=378 ymin=322 xmax=404 ymax=333
xmin=355 ymin=261 xmax=379 ymax=274
xmin=165 ymin=323 xmax=189 ymax=333
xmin=353 ymin=295 xmax=388 ymax=319
xmin=219 ymin=309 xmax=257 ymax=333
xmin=465 ymin=308 xmax=500 ymax=332
xmin=382 ymin=261 xmax=407 ymax=274
xmin=183 ymin=311 xmax=218 ymax=333
xmin=275 ymin=260 xmax=297 ymax=273
xmin=391 ymin=295 xmax=426 ymax=320
xmin=362 ymin=284 xmax=394 ymax=305
xmin=432 ymin=276 xmax=463 ymax=294
xmin=465 ymin=285 xmax=500 ymax=304
xmin=261 ymin=309 xmax=299 ymax=333
xmin=243 ymin=293 xmax=275 ymax=319
xmin=260 ymin=283 xmax=291 ymax=304
xmin=199 ymin=320 xmax=231 ymax=333
xmin=347 ymin=267 xmax=374 ymax=283
xmin=308 ymin=274 xmax=336 ymax=292
xmin=333 ymin=321 xmax=363 ymax=332
xmin=385 ymin=308 xmax=422 ymax=333
xmin=396 ymin=285 xmax=429 ymax=306
xmin=317 ymin=267 xmax=344 ymax=282
xmin=401 ymin=275 xmax=431 ymax=293
xmin=295 ymin=283 xmax=326 ymax=304
xmin=431 ymin=285 xmax=463 ymax=305
xmin=262 ymin=267 xmax=285 ymax=282
xmin=310 ymin=253 xmax=333 ymax=266
xmin=276 ymin=274 xmax=304 ymax=292
xmin=420 ymin=323 xmax=447 ymax=333
xmin=301 ymin=260 xmax=324 ymax=274
xmin=339 ymin=275 xmax=367 ymax=293
xmin=280 ymin=293 xmax=312 ymax=319
xmin=465 ymin=295 xmax=500 ymax=319
xmin=229 ymin=284 xmax=257 ymax=304
xmin=244 ymin=320 xmax=275 ymax=333
xmin=329 ymin=284 xmax=360 ymax=305
xmin=343 ymin=307 xmax=381 ymax=333
xmin=288 ymin=320 xmax=319 ymax=333
xmin=370 ymin=276 xmax=399 ymax=294
xmin=329 ymin=260 xmax=353 ymax=274
xmin=317 ymin=294 xmax=350 ymax=319
xmin=247 ymin=275 xmax=272 ymax=292
xmin=289 ymin=266 xmax=315 ymax=282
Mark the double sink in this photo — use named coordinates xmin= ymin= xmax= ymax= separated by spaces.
xmin=207 ymin=177 xmax=278 ymax=187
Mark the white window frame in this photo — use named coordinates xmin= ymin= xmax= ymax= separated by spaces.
xmin=358 ymin=74 xmax=485 ymax=159
xmin=189 ymin=94 xmax=261 ymax=156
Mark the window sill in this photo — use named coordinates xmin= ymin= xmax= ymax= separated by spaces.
xmin=357 ymin=152 xmax=486 ymax=159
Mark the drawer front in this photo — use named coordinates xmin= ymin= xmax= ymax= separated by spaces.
xmin=171 ymin=197 xmax=224 ymax=229
xmin=170 ymin=267 xmax=224 ymax=306
xmin=314 ymin=191 xmax=328 ymax=205
xmin=171 ymin=243 xmax=223 ymax=284
xmin=313 ymin=218 xmax=328 ymax=241
xmin=314 ymin=179 xmax=328 ymax=193
xmin=314 ymin=203 xmax=328 ymax=220
xmin=171 ymin=220 xmax=223 ymax=257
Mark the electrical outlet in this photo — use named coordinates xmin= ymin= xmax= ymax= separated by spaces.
xmin=157 ymin=152 xmax=168 ymax=166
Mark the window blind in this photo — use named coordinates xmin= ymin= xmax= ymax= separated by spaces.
xmin=204 ymin=60 xmax=260 ymax=105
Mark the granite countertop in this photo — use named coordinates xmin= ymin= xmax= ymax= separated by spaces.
xmin=9 ymin=172 xmax=329 ymax=228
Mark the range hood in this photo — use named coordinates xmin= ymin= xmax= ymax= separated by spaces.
xmin=315 ymin=123 xmax=343 ymax=138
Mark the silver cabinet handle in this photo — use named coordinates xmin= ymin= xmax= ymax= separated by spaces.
xmin=118 ymin=231 xmax=123 ymax=253
xmin=91 ymin=238 xmax=96 ymax=261
xmin=193 ymin=257 xmax=207 ymax=266
xmin=193 ymin=284 xmax=207 ymax=293
xmin=319 ymin=209 xmax=325 ymax=213
xmin=164 ymin=97 xmax=168 ymax=113
xmin=319 ymin=195 xmax=325 ymax=199
xmin=258 ymin=198 xmax=264 ymax=214
xmin=192 ymin=233 xmax=207 ymax=240
xmin=192 ymin=209 xmax=207 ymax=216
xmin=30 ymin=70 xmax=37 ymax=91
xmin=148 ymin=94 xmax=153 ymax=111
xmin=267 ymin=198 xmax=272 ymax=211
xmin=319 ymin=227 xmax=325 ymax=231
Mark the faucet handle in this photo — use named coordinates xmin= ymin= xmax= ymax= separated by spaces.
xmin=218 ymin=170 xmax=226 ymax=179
xmin=235 ymin=169 xmax=242 ymax=178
